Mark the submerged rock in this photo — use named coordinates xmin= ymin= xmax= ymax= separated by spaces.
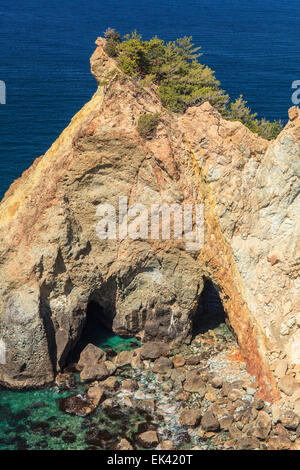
xmin=58 ymin=391 xmax=102 ymax=417
xmin=55 ymin=372 xmax=76 ymax=390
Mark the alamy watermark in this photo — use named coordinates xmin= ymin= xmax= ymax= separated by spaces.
xmin=0 ymin=339 xmax=6 ymax=365
xmin=95 ymin=196 xmax=204 ymax=250
xmin=292 ymin=80 xmax=300 ymax=105
xmin=0 ymin=81 xmax=6 ymax=104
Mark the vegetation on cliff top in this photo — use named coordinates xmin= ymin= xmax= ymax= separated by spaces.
xmin=104 ymin=29 xmax=283 ymax=140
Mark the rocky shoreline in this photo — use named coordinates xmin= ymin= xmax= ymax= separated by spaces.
xmin=53 ymin=322 xmax=300 ymax=451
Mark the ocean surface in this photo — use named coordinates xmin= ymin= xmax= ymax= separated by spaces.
xmin=0 ymin=0 xmax=299 ymax=199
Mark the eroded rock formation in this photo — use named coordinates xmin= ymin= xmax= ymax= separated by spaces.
xmin=0 ymin=38 xmax=299 ymax=401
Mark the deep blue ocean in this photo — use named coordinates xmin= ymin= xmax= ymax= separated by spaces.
xmin=0 ymin=0 xmax=299 ymax=199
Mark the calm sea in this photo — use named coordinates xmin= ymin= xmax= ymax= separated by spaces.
xmin=0 ymin=0 xmax=299 ymax=199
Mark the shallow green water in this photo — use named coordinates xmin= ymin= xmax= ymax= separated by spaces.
xmin=0 ymin=328 xmax=141 ymax=450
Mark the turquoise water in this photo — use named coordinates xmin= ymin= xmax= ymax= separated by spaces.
xmin=0 ymin=331 xmax=141 ymax=450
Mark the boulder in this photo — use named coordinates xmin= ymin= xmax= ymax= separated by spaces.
xmin=153 ymin=356 xmax=173 ymax=374
xmin=122 ymin=379 xmax=139 ymax=392
xmin=99 ymin=376 xmax=119 ymax=392
xmin=184 ymin=370 xmax=206 ymax=396
xmin=136 ymin=399 xmax=156 ymax=413
xmin=114 ymin=350 xmax=134 ymax=368
xmin=86 ymin=382 xmax=105 ymax=407
xmin=280 ymin=410 xmax=299 ymax=430
xmin=157 ymin=440 xmax=174 ymax=450
xmin=171 ymin=355 xmax=185 ymax=368
xmin=268 ymin=436 xmax=291 ymax=450
xmin=278 ymin=375 xmax=299 ymax=396
xmin=237 ymin=437 xmax=260 ymax=450
xmin=136 ymin=431 xmax=159 ymax=449
xmin=140 ymin=342 xmax=169 ymax=360
xmin=294 ymin=399 xmax=300 ymax=417
xmin=114 ymin=438 xmax=134 ymax=450
xmin=179 ymin=408 xmax=202 ymax=427
xmin=211 ymin=375 xmax=223 ymax=389
xmin=78 ymin=344 xmax=106 ymax=371
xmin=104 ymin=360 xmax=116 ymax=375
xmin=201 ymin=410 xmax=220 ymax=432
xmin=253 ymin=410 xmax=272 ymax=440
xmin=80 ymin=362 xmax=110 ymax=383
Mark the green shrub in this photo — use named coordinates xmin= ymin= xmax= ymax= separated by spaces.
xmin=104 ymin=39 xmax=119 ymax=58
xmin=225 ymin=95 xmax=283 ymax=138
xmin=104 ymin=28 xmax=121 ymax=58
xmin=137 ymin=113 xmax=161 ymax=138
xmin=103 ymin=29 xmax=284 ymax=139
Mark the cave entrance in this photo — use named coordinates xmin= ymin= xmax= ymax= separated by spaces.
xmin=192 ymin=279 xmax=229 ymax=337
xmin=67 ymin=301 xmax=140 ymax=365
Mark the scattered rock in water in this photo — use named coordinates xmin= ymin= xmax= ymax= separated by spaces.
xmin=179 ymin=408 xmax=202 ymax=427
xmin=280 ymin=410 xmax=299 ymax=430
xmin=80 ymin=363 xmax=111 ymax=383
xmin=113 ymin=438 xmax=134 ymax=450
xmin=237 ymin=436 xmax=260 ymax=450
xmin=62 ymin=431 xmax=77 ymax=444
xmin=278 ymin=375 xmax=298 ymax=396
xmin=211 ymin=375 xmax=223 ymax=389
xmin=77 ymin=343 xmax=106 ymax=371
xmin=99 ymin=376 xmax=119 ymax=392
xmin=184 ymin=369 xmax=206 ymax=396
xmin=122 ymin=378 xmax=139 ymax=392
xmin=140 ymin=342 xmax=169 ymax=360
xmin=153 ymin=357 xmax=173 ymax=374
xmin=136 ymin=430 xmax=159 ymax=449
xmin=172 ymin=355 xmax=185 ymax=368
xmin=85 ymin=428 xmax=117 ymax=449
xmin=86 ymin=382 xmax=105 ymax=408
xmin=173 ymin=432 xmax=191 ymax=445
xmin=201 ymin=410 xmax=220 ymax=432
xmin=136 ymin=399 xmax=156 ymax=414
xmin=55 ymin=372 xmax=76 ymax=390
xmin=252 ymin=410 xmax=272 ymax=440
xmin=49 ymin=427 xmax=64 ymax=438
xmin=30 ymin=421 xmax=50 ymax=434
xmin=114 ymin=350 xmax=136 ymax=368
xmin=157 ymin=440 xmax=175 ymax=450
xmin=103 ymin=404 xmax=126 ymax=421
xmin=59 ymin=394 xmax=95 ymax=417
xmin=37 ymin=439 xmax=48 ymax=449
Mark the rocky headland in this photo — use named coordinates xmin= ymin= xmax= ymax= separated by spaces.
xmin=0 ymin=37 xmax=299 ymax=450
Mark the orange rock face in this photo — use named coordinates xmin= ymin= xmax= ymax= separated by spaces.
xmin=0 ymin=38 xmax=299 ymax=401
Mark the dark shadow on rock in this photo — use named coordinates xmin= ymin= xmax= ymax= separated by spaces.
xmin=192 ymin=279 xmax=227 ymax=336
